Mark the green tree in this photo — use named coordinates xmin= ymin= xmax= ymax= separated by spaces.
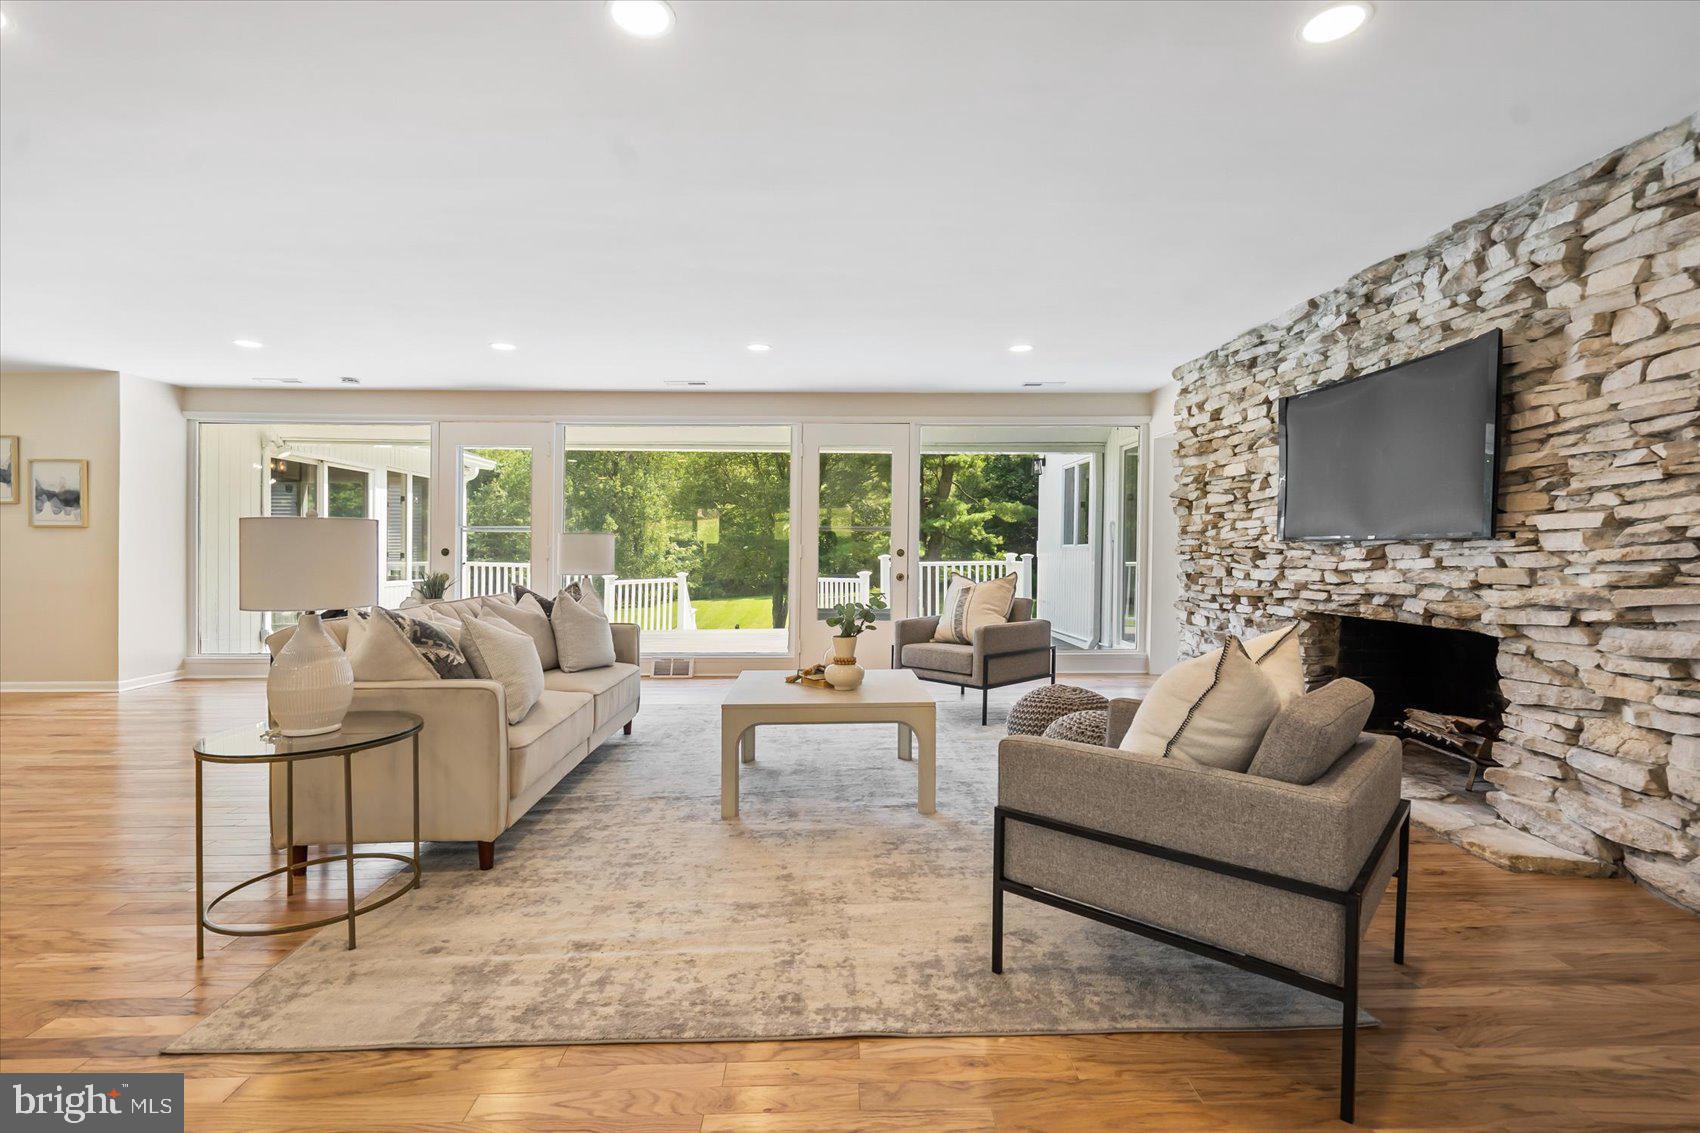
xmin=918 ymin=453 xmax=1039 ymax=561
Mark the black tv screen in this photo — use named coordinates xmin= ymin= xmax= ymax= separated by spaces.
xmin=1278 ymin=330 xmax=1501 ymax=542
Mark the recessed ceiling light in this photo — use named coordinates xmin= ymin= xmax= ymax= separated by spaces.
xmin=490 ymin=342 xmax=517 ymax=352
xmin=250 ymin=377 xmax=303 ymax=385
xmin=608 ymin=0 xmax=674 ymax=38
xmin=233 ymin=339 xmax=264 ymax=349
xmin=1301 ymin=3 xmax=1371 ymax=44
xmin=1022 ymin=381 xmax=1066 ymax=388
xmin=1008 ymin=343 xmax=1034 ymax=354
xmin=665 ymin=379 xmax=709 ymax=387
xmin=746 ymin=343 xmax=771 ymax=353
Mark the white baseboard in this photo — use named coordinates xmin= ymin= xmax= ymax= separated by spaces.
xmin=1 ymin=669 xmax=184 ymax=694
xmin=117 ymin=669 xmax=186 ymax=692
xmin=181 ymin=656 xmax=269 ymax=680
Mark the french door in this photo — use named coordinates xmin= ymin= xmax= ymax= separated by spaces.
xmin=432 ymin=423 xmax=555 ymax=601
xmin=797 ymin=424 xmax=914 ymax=668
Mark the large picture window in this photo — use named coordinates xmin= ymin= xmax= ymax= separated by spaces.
xmin=561 ymin=425 xmax=793 ymax=654
xmin=919 ymin=425 xmax=1142 ymax=652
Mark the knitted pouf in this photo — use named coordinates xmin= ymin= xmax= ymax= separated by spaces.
xmin=1006 ymin=684 xmax=1109 ymax=737
xmin=1042 ymin=708 xmax=1110 ymax=747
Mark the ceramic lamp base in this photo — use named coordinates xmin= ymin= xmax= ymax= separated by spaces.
xmin=267 ymin=613 xmax=355 ymax=736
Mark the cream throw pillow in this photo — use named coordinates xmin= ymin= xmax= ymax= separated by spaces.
xmin=1245 ymin=623 xmax=1304 ymax=703
xmin=347 ymin=608 xmax=441 ymax=682
xmin=551 ymin=587 xmax=617 ymax=672
xmin=932 ymin=572 xmax=1019 ymax=644
xmin=461 ymin=615 xmax=545 ymax=725
xmin=1118 ymin=637 xmax=1283 ymax=772
xmin=483 ymin=595 xmax=560 ymax=670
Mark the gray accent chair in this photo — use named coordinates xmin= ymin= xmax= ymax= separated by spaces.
xmin=893 ymin=597 xmax=1056 ymax=725
xmin=993 ymin=683 xmax=1410 ymax=1124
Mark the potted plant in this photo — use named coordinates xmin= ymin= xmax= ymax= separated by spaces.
xmin=823 ymin=595 xmax=887 ymax=690
xmin=413 ymin=571 xmax=454 ymax=601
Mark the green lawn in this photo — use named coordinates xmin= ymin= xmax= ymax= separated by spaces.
xmin=692 ymin=595 xmax=777 ymax=630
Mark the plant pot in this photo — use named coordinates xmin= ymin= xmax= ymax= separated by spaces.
xmin=824 ymin=634 xmax=865 ymax=691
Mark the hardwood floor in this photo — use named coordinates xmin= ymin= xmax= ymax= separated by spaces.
xmin=3 ymin=677 xmax=1698 ymax=1131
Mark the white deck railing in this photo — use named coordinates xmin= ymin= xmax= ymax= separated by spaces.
xmin=910 ymin=553 xmax=1034 ymax=617
xmin=462 ymin=561 xmax=531 ymax=599
xmin=464 ymin=555 xmax=1038 ymax=631
xmin=817 ymin=571 xmax=872 ymax=608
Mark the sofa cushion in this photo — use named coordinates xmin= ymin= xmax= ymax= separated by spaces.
xmin=482 ymin=595 xmax=559 ymax=669
xmin=1118 ymin=636 xmax=1282 ymax=772
xmin=933 ymin=572 xmax=1018 ymax=644
xmin=461 ymin=615 xmax=546 ymax=725
xmin=551 ymin=587 xmax=616 ymax=672
xmin=348 ymin=608 xmax=460 ymax=681
xmin=512 ymin=584 xmax=555 ymax=615
xmin=543 ymin=662 xmax=640 ymax=732
xmin=559 ymin=579 xmax=607 ymax=619
xmin=1245 ymin=623 xmax=1304 ymax=703
xmin=902 ymin=641 xmax=974 ymax=675
xmin=506 ymin=690 xmax=594 ymax=799
xmin=1247 ymin=679 xmax=1375 ymax=785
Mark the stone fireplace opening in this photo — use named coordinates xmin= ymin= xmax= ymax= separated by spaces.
xmin=1332 ymin=616 xmax=1503 ymax=732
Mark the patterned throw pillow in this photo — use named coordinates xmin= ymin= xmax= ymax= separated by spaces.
xmin=1117 ymin=636 xmax=1282 ymax=772
xmin=932 ymin=572 xmax=1019 ymax=645
xmin=512 ymin=583 xmax=555 ymax=615
xmin=353 ymin=607 xmax=474 ymax=680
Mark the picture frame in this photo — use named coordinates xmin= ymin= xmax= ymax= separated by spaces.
xmin=28 ymin=458 xmax=89 ymax=528
xmin=0 ymin=436 xmax=17 ymax=505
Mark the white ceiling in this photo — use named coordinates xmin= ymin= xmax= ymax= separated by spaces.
xmin=2 ymin=1 xmax=1697 ymax=393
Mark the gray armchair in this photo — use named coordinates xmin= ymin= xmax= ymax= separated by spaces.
xmin=993 ymin=681 xmax=1409 ymax=1124
xmin=893 ymin=597 xmax=1056 ymax=725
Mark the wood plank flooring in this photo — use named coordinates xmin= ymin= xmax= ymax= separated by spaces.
xmin=3 ymin=677 xmax=1698 ymax=1131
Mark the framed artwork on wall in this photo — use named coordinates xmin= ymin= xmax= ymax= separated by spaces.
xmin=29 ymin=458 xmax=88 ymax=528
xmin=0 ymin=436 xmax=17 ymax=504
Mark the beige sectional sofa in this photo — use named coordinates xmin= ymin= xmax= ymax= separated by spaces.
xmin=264 ymin=593 xmax=641 ymax=869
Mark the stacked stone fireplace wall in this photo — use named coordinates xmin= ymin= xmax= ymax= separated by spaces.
xmin=1169 ymin=114 xmax=1700 ymax=911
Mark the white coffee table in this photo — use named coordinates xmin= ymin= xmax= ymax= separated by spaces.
xmin=720 ymin=669 xmax=937 ymax=818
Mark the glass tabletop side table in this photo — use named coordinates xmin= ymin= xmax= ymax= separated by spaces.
xmin=193 ymin=710 xmax=424 ymax=957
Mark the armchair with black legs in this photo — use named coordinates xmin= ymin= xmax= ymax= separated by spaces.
xmin=893 ymin=596 xmax=1056 ymax=725
xmin=992 ymin=680 xmax=1410 ymax=1123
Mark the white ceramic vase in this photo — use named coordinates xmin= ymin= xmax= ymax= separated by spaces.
xmin=267 ymin=612 xmax=355 ymax=736
xmin=824 ymin=634 xmax=865 ymax=691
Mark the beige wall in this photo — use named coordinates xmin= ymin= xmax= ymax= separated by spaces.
xmin=0 ymin=372 xmax=122 ymax=686
xmin=117 ymin=375 xmax=188 ymax=683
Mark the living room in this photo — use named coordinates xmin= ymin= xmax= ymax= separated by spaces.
xmin=2 ymin=2 xmax=1697 ymax=1130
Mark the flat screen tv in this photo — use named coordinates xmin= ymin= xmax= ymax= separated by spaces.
xmin=1278 ymin=330 xmax=1501 ymax=542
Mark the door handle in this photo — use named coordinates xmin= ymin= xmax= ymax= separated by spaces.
xmin=894 ymin=572 xmax=906 ymax=582
xmin=440 ymin=548 xmax=450 ymax=556
xmin=895 ymin=548 xmax=905 ymax=558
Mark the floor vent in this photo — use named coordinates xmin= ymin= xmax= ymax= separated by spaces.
xmin=649 ymin=657 xmax=695 ymax=678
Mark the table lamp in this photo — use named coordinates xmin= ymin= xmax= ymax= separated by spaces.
xmin=559 ymin=531 xmax=616 ymax=592
xmin=240 ymin=517 xmax=379 ymax=736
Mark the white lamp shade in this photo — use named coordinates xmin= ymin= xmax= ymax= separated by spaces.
xmin=240 ymin=517 xmax=380 ymax=611
xmin=559 ymin=531 xmax=616 ymax=575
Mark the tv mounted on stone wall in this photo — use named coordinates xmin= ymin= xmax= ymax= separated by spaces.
xmin=1277 ymin=329 xmax=1502 ymax=542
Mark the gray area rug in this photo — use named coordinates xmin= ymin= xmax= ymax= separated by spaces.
xmin=171 ymin=695 xmax=1366 ymax=1053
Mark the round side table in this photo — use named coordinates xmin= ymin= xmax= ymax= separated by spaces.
xmin=193 ymin=710 xmax=424 ymax=957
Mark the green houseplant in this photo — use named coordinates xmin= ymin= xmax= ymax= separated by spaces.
xmin=413 ymin=571 xmax=455 ymax=601
xmin=823 ymin=595 xmax=887 ymax=690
